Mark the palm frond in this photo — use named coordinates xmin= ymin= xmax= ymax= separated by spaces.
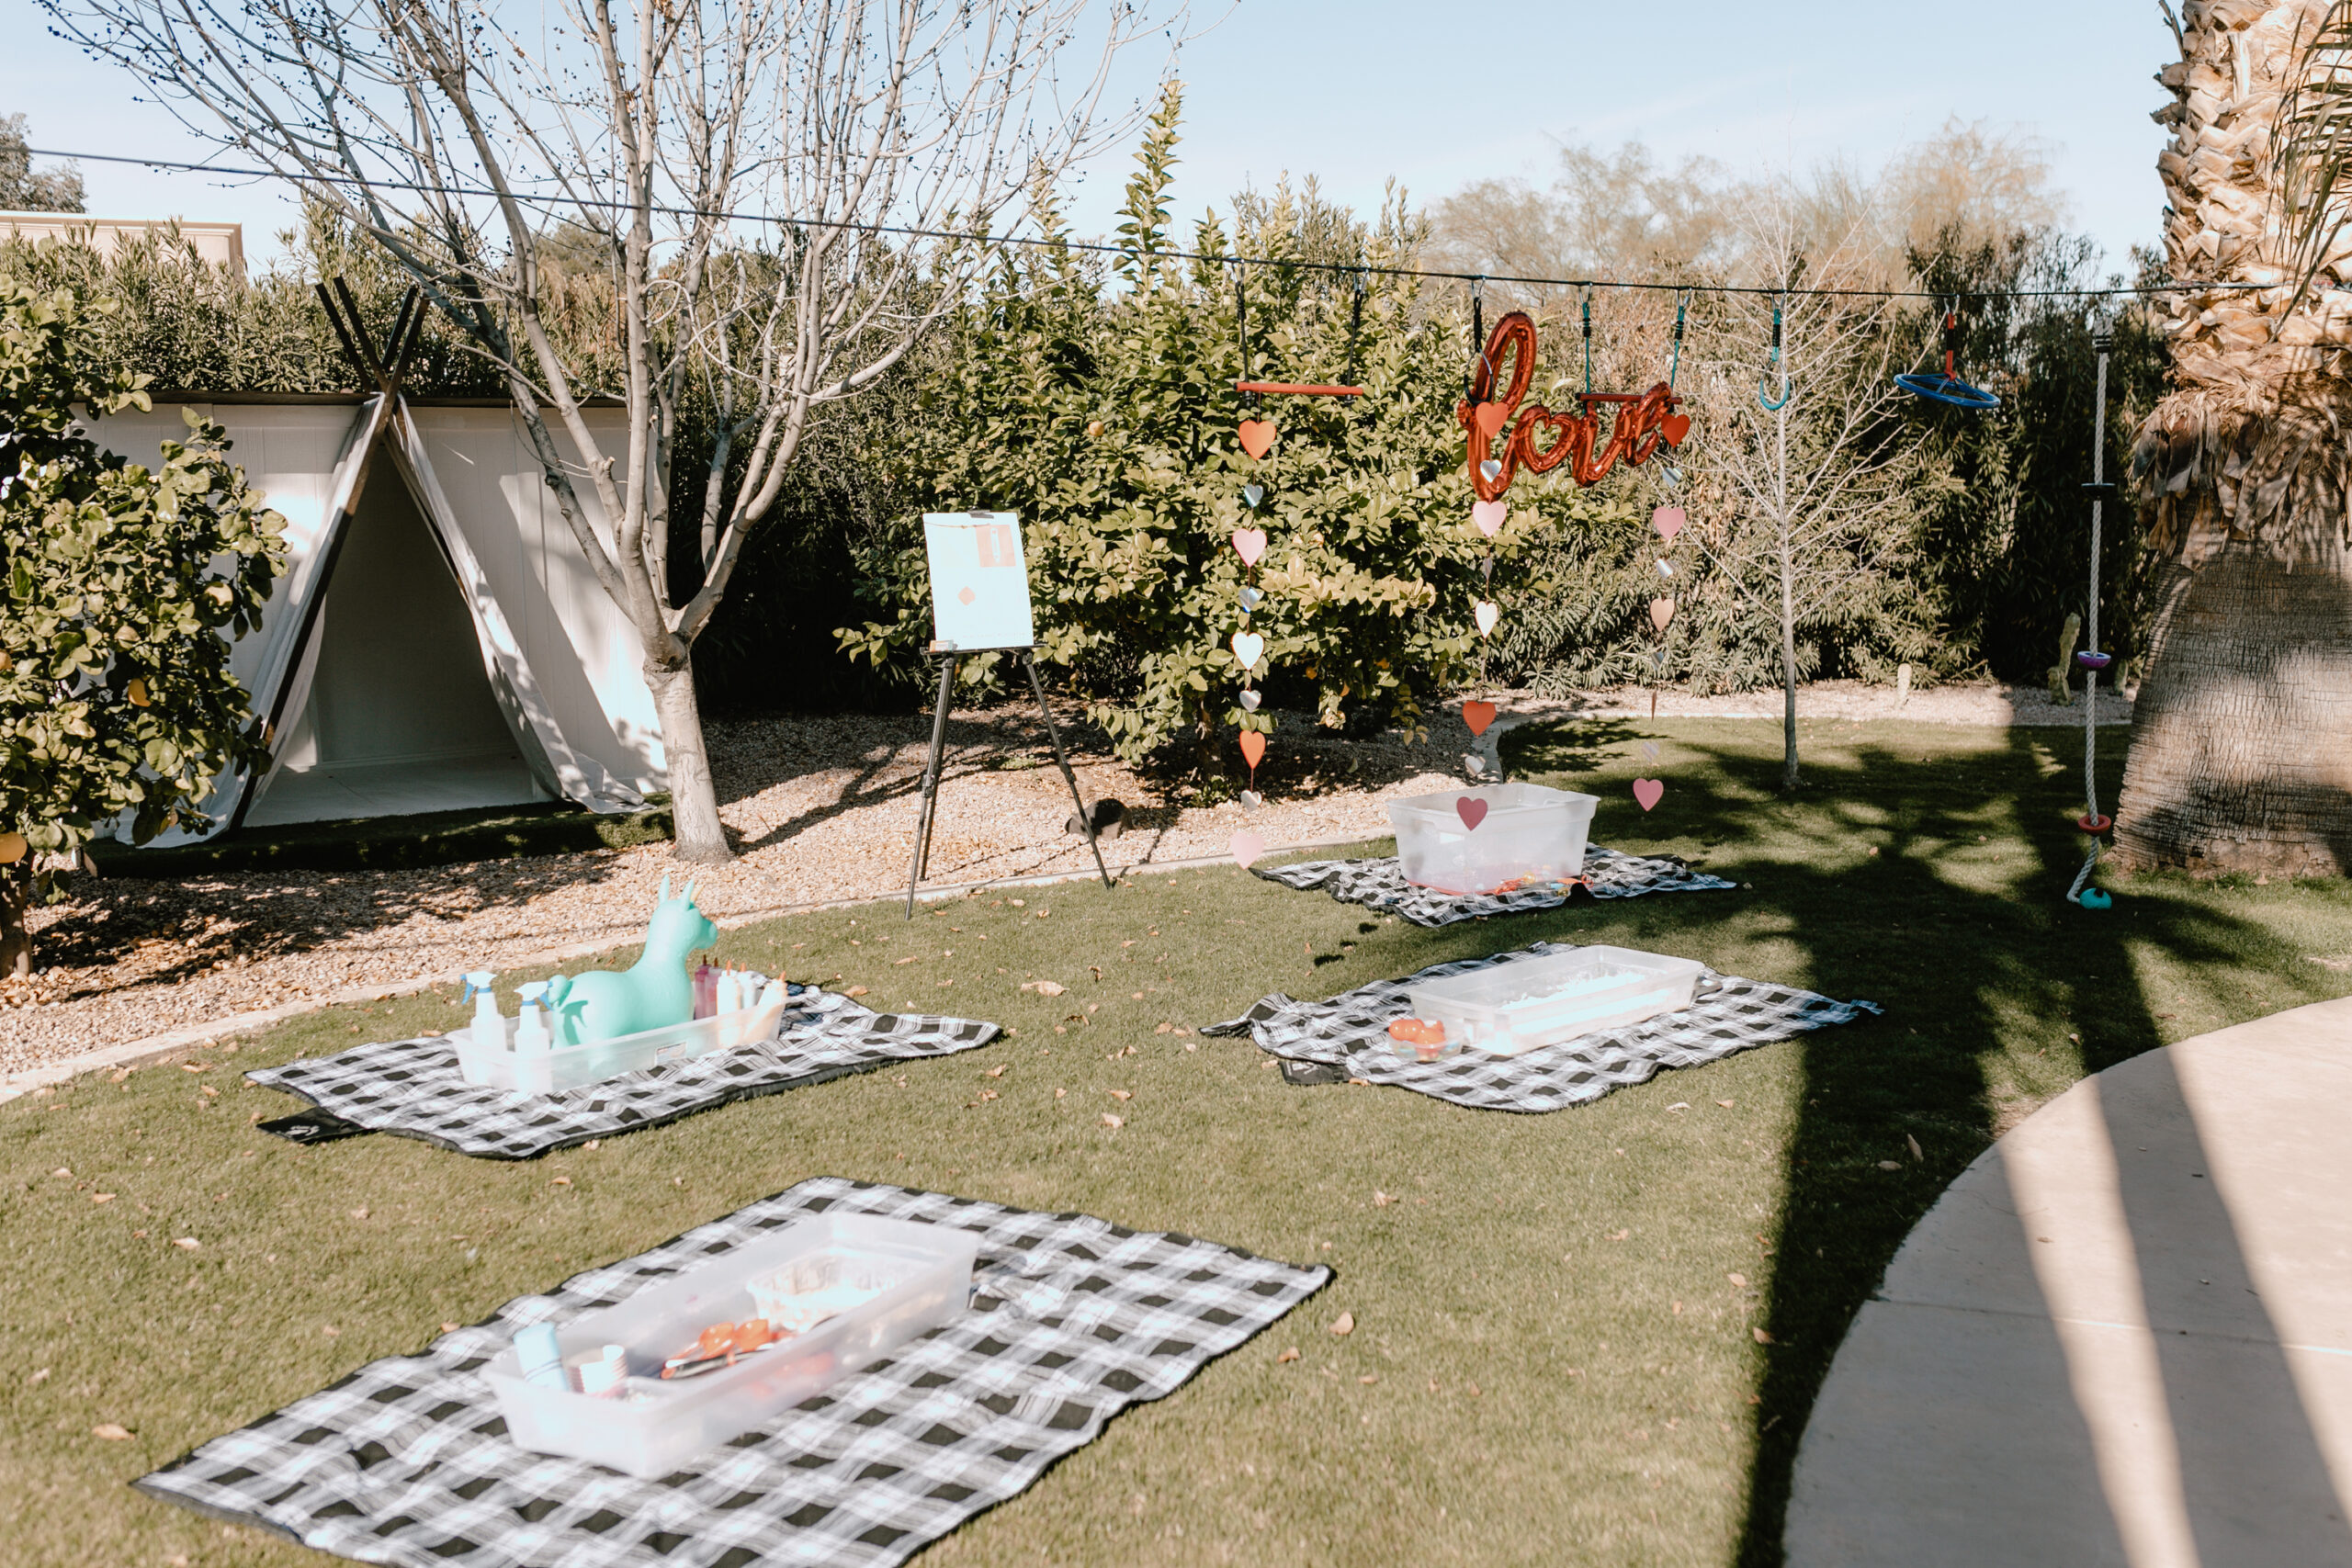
xmin=2273 ymin=3 xmax=2352 ymax=310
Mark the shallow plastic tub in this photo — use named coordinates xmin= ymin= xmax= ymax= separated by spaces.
xmin=483 ymin=1212 xmax=979 ymax=1477
xmin=1386 ymin=782 xmax=1598 ymax=895
xmin=1405 ymin=946 xmax=1707 ymax=1056
xmin=453 ymin=991 xmax=790 ymax=1095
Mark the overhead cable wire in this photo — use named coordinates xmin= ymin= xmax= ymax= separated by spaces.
xmin=25 ymin=142 xmax=2286 ymax=303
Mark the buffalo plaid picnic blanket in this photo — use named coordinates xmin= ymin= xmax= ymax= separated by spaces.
xmin=1203 ymin=942 xmax=1878 ymax=1112
xmin=136 ymin=1178 xmax=1327 ymax=1568
xmin=248 ymin=989 xmax=998 ymax=1160
xmin=1252 ymin=847 xmax=1736 ymax=927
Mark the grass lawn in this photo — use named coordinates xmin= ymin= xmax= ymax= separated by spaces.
xmin=6 ymin=716 xmax=2348 ymax=1567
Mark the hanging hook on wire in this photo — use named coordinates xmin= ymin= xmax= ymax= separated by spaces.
xmin=1466 ymin=276 xmax=1487 ymax=398
xmin=1668 ymin=289 xmax=1690 ymax=390
xmin=1235 ymin=262 xmax=1257 ymax=408
xmin=1581 ymin=287 xmax=1594 ymax=395
xmin=1758 ymin=298 xmax=1792 ymax=411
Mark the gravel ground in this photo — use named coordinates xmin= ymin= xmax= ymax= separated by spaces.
xmin=0 ymin=681 xmax=2132 ymax=1075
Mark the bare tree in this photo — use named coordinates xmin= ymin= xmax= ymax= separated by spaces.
xmin=47 ymin=0 xmax=1179 ymax=860
xmin=1682 ymin=189 xmax=1941 ymax=791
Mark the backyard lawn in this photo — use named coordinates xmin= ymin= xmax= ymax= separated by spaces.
xmin=5 ymin=716 xmax=2347 ymax=1568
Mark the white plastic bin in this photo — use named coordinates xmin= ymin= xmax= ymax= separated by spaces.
xmin=1407 ymin=946 xmax=1707 ymax=1056
xmin=1387 ymin=783 xmax=1598 ymax=895
xmin=454 ymin=991 xmax=791 ymax=1095
xmin=484 ymin=1213 xmax=979 ymax=1477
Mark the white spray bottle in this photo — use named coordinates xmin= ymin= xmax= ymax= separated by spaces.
xmin=461 ymin=971 xmax=503 ymax=1050
xmin=514 ymin=980 xmax=552 ymax=1056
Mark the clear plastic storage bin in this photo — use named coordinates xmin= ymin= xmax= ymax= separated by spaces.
xmin=1386 ymin=783 xmax=1598 ymax=895
xmin=1406 ymin=946 xmax=1707 ymax=1056
xmin=454 ymin=991 xmax=791 ymax=1095
xmin=484 ymin=1213 xmax=979 ymax=1477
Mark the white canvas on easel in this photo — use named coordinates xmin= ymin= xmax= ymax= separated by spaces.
xmin=922 ymin=511 xmax=1035 ymax=651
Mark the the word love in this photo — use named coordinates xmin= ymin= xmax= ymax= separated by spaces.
xmin=1458 ymin=310 xmax=1690 ymax=502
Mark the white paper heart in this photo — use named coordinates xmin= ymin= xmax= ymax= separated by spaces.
xmin=1231 ymin=630 xmax=1265 ymax=667
xmin=1472 ymin=499 xmax=1506 ymax=537
xmin=1474 ymin=600 xmax=1500 ymax=637
xmin=1464 ymin=753 xmax=1487 ymax=775
xmin=1239 ymin=789 xmax=1262 ymax=813
xmin=1238 ymin=586 xmax=1262 ymax=610
xmin=1243 ymin=483 xmax=1265 ymax=508
xmin=1238 ymin=689 xmax=1261 ymax=712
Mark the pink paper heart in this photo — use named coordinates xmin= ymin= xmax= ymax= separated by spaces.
xmin=956 ymin=585 xmax=977 ymax=605
xmin=1472 ymin=499 xmax=1506 ymax=538
xmin=1632 ymin=778 xmax=1665 ymax=811
xmin=1229 ymin=829 xmax=1266 ymax=869
xmin=1649 ymin=595 xmax=1674 ymax=632
xmin=1455 ymin=795 xmax=1489 ymax=831
xmin=1652 ymin=506 xmax=1684 ymax=541
xmin=1232 ymin=527 xmax=1268 ymax=567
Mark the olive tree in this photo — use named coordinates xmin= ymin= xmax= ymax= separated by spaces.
xmin=48 ymin=0 xmax=1181 ymax=861
xmin=0 ymin=276 xmax=286 ymax=975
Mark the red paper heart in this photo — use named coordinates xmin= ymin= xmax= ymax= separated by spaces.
xmin=1474 ymin=401 xmax=1509 ymax=439
xmin=1455 ymin=795 xmax=1489 ymax=830
xmin=1231 ymin=527 xmax=1268 ymax=567
xmin=1238 ymin=420 xmax=1277 ymax=459
xmin=1387 ymin=1017 xmax=1447 ymax=1047
xmin=1238 ymin=730 xmax=1267 ymax=769
xmin=1463 ymin=700 xmax=1498 ymax=737
xmin=1652 ymin=505 xmax=1684 ymax=541
xmin=1633 ymin=778 xmax=1665 ymax=811
xmin=1660 ymin=412 xmax=1691 ymax=446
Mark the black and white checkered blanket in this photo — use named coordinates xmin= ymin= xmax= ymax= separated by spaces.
xmin=1253 ymin=848 xmax=1736 ymax=927
xmin=136 ymin=1179 xmax=1327 ymax=1568
xmin=1203 ymin=942 xmax=1878 ymax=1112
xmin=246 ymin=991 xmax=999 ymax=1160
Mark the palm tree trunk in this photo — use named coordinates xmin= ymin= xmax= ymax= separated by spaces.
xmin=2114 ymin=525 xmax=2352 ymax=876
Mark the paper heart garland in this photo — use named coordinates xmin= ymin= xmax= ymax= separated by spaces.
xmin=1454 ymin=795 xmax=1489 ymax=830
xmin=1231 ymin=528 xmax=1267 ymax=567
xmin=1632 ymin=778 xmax=1665 ymax=811
xmin=1464 ymin=754 xmax=1487 ymax=775
xmin=1660 ymin=412 xmax=1691 ymax=446
xmin=1472 ymin=499 xmax=1507 ymax=538
xmin=1652 ymin=505 xmax=1684 ymax=541
xmin=1474 ymin=401 xmax=1509 ymax=439
xmin=1238 ymin=586 xmax=1262 ymax=611
xmin=1239 ymin=689 xmax=1261 ymax=712
xmin=1238 ymin=730 xmax=1267 ymax=769
xmin=1231 ymin=630 xmax=1265 ymax=667
xmin=1229 ymin=829 xmax=1265 ymax=868
xmin=1242 ymin=483 xmax=1265 ymax=508
xmin=956 ymin=585 xmax=977 ymax=605
xmin=1474 ymin=600 xmax=1500 ymax=637
xmin=1238 ymin=420 xmax=1277 ymax=460
xmin=1649 ymin=596 xmax=1675 ymax=632
xmin=1462 ymin=700 xmax=1498 ymax=737
xmin=1239 ymin=789 xmax=1262 ymax=813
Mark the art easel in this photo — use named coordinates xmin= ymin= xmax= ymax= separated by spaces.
xmin=903 ymin=644 xmax=1112 ymax=919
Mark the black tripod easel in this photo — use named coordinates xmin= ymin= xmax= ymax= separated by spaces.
xmin=904 ymin=645 xmax=1112 ymax=919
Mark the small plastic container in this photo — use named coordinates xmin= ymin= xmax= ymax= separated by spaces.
xmin=483 ymin=1213 xmax=979 ymax=1478
xmin=1407 ymin=946 xmax=1707 ymax=1056
xmin=454 ymin=989 xmax=792 ymax=1095
xmin=1386 ymin=783 xmax=1598 ymax=895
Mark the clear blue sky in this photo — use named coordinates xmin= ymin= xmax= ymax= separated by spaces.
xmin=6 ymin=1 xmax=2173 ymax=276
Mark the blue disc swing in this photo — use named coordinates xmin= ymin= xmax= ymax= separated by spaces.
xmin=1896 ymin=303 xmax=2000 ymax=410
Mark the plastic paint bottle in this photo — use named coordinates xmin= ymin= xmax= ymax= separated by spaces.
xmin=462 ymin=971 xmax=502 ymax=1050
xmin=692 ymin=962 xmax=716 ymax=1021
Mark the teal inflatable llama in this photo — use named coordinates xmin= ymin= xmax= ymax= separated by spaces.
xmin=543 ymin=876 xmax=718 ymax=1044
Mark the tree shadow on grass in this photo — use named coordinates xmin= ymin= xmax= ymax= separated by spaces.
xmin=1510 ymin=719 xmax=2350 ymax=1565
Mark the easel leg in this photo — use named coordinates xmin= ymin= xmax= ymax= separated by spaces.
xmin=904 ymin=655 xmax=956 ymax=919
xmin=1025 ymin=652 xmax=1114 ymax=890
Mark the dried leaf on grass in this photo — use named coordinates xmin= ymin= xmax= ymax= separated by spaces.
xmin=1275 ymin=1346 xmax=1300 ymax=1363
xmin=91 ymin=1424 xmax=133 ymax=1441
xmin=1329 ymin=1311 xmax=1354 ymax=1337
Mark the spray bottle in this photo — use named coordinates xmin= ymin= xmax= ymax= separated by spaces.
xmin=461 ymin=971 xmax=503 ymax=1050
xmin=514 ymin=980 xmax=553 ymax=1056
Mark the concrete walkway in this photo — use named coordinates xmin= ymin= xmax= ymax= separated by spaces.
xmin=1786 ymin=995 xmax=2352 ymax=1567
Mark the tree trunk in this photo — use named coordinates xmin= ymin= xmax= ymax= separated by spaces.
xmin=2113 ymin=529 xmax=2352 ymax=877
xmin=0 ymin=863 xmax=30 ymax=978
xmin=645 ymin=658 xmax=732 ymax=863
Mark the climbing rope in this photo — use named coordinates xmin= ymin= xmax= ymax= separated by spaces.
xmin=2071 ymin=333 xmax=2115 ymax=907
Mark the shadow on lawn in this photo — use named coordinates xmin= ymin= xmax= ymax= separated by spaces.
xmin=1513 ymin=721 xmax=2346 ymax=1566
